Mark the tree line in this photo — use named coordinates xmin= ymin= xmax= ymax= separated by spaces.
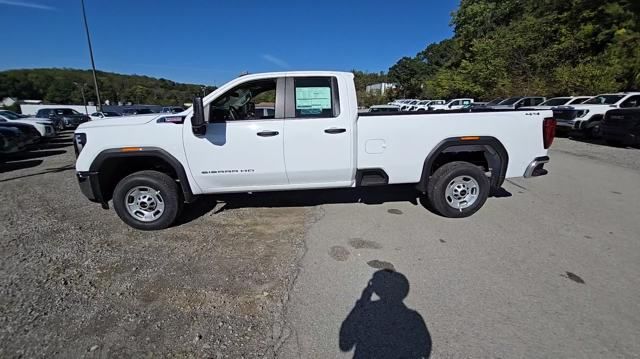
xmin=0 ymin=68 xmax=216 ymax=107
xmin=386 ymin=0 xmax=640 ymax=100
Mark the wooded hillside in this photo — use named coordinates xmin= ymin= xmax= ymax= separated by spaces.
xmin=0 ymin=68 xmax=216 ymax=106
xmin=388 ymin=0 xmax=640 ymax=99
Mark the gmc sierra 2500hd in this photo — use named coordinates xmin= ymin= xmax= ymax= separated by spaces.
xmin=74 ymin=71 xmax=555 ymax=230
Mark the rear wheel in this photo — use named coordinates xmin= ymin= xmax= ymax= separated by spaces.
xmin=426 ymin=161 xmax=490 ymax=218
xmin=113 ymin=170 xmax=181 ymax=230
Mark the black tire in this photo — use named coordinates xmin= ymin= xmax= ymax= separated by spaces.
xmin=605 ymin=139 xmax=624 ymax=147
xmin=112 ymin=170 xmax=181 ymax=230
xmin=426 ymin=161 xmax=490 ymax=218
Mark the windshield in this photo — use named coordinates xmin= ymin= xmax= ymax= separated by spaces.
xmin=485 ymin=98 xmax=503 ymax=106
xmin=540 ymin=98 xmax=571 ymax=106
xmin=137 ymin=109 xmax=154 ymax=114
xmin=0 ymin=111 xmax=20 ymax=120
xmin=55 ymin=109 xmax=80 ymax=115
xmin=104 ymin=112 xmax=121 ymax=117
xmin=583 ymin=95 xmax=624 ymax=105
xmin=567 ymin=97 xmax=590 ymax=105
xmin=498 ymin=97 xmax=523 ymax=105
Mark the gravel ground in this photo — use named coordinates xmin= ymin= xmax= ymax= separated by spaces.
xmin=0 ymin=132 xmax=308 ymax=358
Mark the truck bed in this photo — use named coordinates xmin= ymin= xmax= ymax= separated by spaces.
xmin=356 ymin=109 xmax=551 ymax=184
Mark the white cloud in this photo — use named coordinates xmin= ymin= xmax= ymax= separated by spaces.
xmin=0 ymin=0 xmax=55 ymax=10
xmin=261 ymin=54 xmax=289 ymax=69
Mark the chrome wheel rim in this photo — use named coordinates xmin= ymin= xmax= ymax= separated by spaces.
xmin=125 ymin=186 xmax=165 ymax=222
xmin=445 ymin=175 xmax=480 ymax=210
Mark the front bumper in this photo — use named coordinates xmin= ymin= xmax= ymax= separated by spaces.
xmin=77 ymin=171 xmax=107 ymax=208
xmin=524 ymin=156 xmax=549 ymax=178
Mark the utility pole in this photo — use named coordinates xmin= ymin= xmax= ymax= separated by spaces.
xmin=81 ymin=0 xmax=102 ymax=111
xmin=73 ymin=82 xmax=88 ymax=115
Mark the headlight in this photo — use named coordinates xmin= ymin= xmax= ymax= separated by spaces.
xmin=74 ymin=133 xmax=87 ymax=156
xmin=577 ymin=109 xmax=589 ymax=118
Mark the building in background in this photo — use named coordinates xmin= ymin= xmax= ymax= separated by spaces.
xmin=365 ymin=82 xmax=397 ymax=95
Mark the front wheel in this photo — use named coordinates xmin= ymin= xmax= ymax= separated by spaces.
xmin=426 ymin=161 xmax=490 ymax=218
xmin=113 ymin=170 xmax=181 ymax=230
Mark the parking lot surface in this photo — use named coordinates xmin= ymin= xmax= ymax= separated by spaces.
xmin=279 ymin=138 xmax=640 ymax=358
xmin=1 ymin=132 xmax=308 ymax=358
xmin=1 ymin=135 xmax=639 ymax=358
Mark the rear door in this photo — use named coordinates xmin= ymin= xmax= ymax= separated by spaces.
xmin=283 ymin=76 xmax=353 ymax=187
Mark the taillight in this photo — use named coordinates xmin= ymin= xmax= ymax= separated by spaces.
xmin=543 ymin=117 xmax=556 ymax=149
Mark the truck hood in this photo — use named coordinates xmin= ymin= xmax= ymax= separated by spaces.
xmin=77 ymin=114 xmax=158 ymax=129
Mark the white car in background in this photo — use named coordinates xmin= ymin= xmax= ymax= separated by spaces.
xmin=400 ymin=100 xmax=420 ymax=111
xmin=90 ymin=111 xmax=123 ymax=120
xmin=529 ymin=96 xmax=593 ymax=110
xmin=412 ymin=100 xmax=445 ymax=111
xmin=0 ymin=110 xmax=56 ymax=138
xmin=429 ymin=98 xmax=474 ymax=111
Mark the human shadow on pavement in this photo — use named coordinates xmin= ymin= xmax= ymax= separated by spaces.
xmin=339 ymin=269 xmax=431 ymax=359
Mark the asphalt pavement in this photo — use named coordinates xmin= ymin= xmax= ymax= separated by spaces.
xmin=279 ymin=138 xmax=640 ymax=358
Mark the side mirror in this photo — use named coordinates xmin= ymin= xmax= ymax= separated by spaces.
xmin=192 ymin=97 xmax=207 ymax=136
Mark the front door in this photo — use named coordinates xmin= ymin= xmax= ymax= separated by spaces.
xmin=183 ymin=77 xmax=288 ymax=192
xmin=282 ymin=76 xmax=353 ymax=187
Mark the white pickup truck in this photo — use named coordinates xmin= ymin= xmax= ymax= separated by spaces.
xmin=74 ymin=71 xmax=555 ymax=230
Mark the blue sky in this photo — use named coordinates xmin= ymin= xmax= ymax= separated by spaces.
xmin=0 ymin=0 xmax=458 ymax=85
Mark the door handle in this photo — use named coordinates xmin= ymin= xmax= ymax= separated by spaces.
xmin=257 ymin=130 xmax=279 ymax=137
xmin=324 ymin=128 xmax=346 ymax=134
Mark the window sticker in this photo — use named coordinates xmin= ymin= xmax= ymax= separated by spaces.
xmin=296 ymin=87 xmax=331 ymax=114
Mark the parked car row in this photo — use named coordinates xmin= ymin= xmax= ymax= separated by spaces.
xmin=373 ymin=92 xmax=639 ymax=145
xmin=387 ymin=99 xmax=449 ymax=111
xmin=0 ymin=110 xmax=57 ymax=138
xmin=0 ymin=107 xmax=97 ymax=156
xmin=550 ymin=92 xmax=640 ymax=138
xmin=382 ymin=95 xmax=595 ymax=113
xmin=0 ymin=109 xmax=61 ymax=156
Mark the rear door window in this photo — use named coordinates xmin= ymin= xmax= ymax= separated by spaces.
xmin=291 ymin=77 xmax=339 ymax=118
